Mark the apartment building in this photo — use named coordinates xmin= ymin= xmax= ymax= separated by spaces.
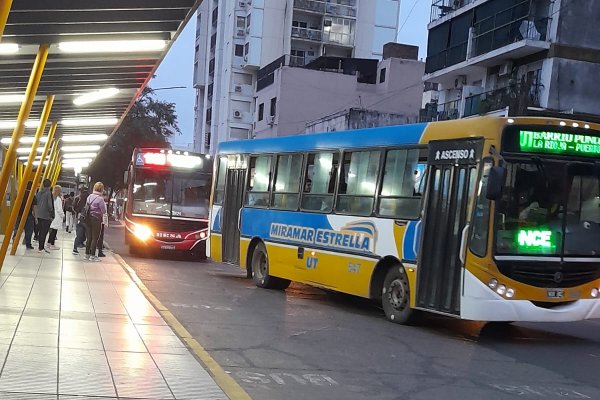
xmin=422 ymin=0 xmax=600 ymax=122
xmin=192 ymin=0 xmax=401 ymax=154
xmin=254 ymin=44 xmax=425 ymax=137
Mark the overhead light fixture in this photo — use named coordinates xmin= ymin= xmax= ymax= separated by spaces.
xmin=61 ymin=118 xmax=118 ymax=127
xmin=0 ymin=120 xmax=41 ymax=129
xmin=0 ymin=43 xmax=19 ymax=54
xmin=73 ymin=88 xmax=120 ymax=106
xmin=58 ymin=40 xmax=167 ymax=54
xmin=16 ymin=147 xmax=44 ymax=154
xmin=61 ymin=145 xmax=101 ymax=152
xmin=0 ymin=94 xmax=25 ymax=104
xmin=61 ymin=134 xmax=108 ymax=143
xmin=1 ymin=136 xmax=49 ymax=145
xmin=62 ymin=158 xmax=92 ymax=164
xmin=62 ymin=152 xmax=97 ymax=159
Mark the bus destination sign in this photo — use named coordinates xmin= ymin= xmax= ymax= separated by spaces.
xmin=519 ymin=129 xmax=600 ymax=157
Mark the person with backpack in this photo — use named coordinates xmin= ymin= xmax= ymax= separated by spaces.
xmin=72 ymin=187 xmax=88 ymax=255
xmin=64 ymin=192 xmax=75 ymax=233
xmin=84 ymin=182 xmax=107 ymax=262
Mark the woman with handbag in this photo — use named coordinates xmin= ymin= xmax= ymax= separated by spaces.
xmin=84 ymin=182 xmax=107 ymax=262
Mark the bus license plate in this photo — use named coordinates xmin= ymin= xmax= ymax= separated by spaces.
xmin=547 ymin=289 xmax=564 ymax=299
xmin=161 ymin=245 xmax=176 ymax=250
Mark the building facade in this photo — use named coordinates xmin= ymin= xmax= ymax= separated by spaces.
xmin=422 ymin=0 xmax=600 ymax=122
xmin=254 ymin=49 xmax=425 ymax=138
xmin=192 ymin=0 xmax=401 ymax=154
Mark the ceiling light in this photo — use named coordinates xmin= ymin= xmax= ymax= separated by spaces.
xmin=74 ymin=88 xmax=120 ymax=106
xmin=58 ymin=40 xmax=167 ymax=54
xmin=62 ymin=158 xmax=92 ymax=164
xmin=61 ymin=134 xmax=108 ymax=143
xmin=0 ymin=120 xmax=41 ymax=129
xmin=61 ymin=145 xmax=101 ymax=152
xmin=1 ymin=136 xmax=49 ymax=145
xmin=17 ymin=147 xmax=44 ymax=154
xmin=61 ymin=118 xmax=118 ymax=127
xmin=0 ymin=43 xmax=19 ymax=54
xmin=62 ymin=152 xmax=97 ymax=159
xmin=0 ymin=94 xmax=25 ymax=104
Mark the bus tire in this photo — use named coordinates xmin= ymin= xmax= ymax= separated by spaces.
xmin=251 ymin=243 xmax=290 ymax=290
xmin=381 ymin=265 xmax=415 ymax=325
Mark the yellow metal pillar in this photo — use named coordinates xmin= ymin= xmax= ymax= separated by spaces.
xmin=0 ymin=97 xmax=54 ymax=268
xmin=0 ymin=0 xmax=13 ymax=40
xmin=0 ymin=44 xmax=49 ymax=212
xmin=52 ymin=162 xmax=61 ymax=185
xmin=43 ymin=141 xmax=58 ymax=182
xmin=11 ymin=122 xmax=57 ymax=256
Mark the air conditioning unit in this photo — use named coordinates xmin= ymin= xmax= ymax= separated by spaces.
xmin=239 ymin=1 xmax=246 ymax=8
xmin=236 ymin=29 xmax=245 ymax=37
xmin=234 ymin=110 xmax=243 ymax=119
xmin=267 ymin=115 xmax=275 ymax=125
xmin=234 ymin=85 xmax=243 ymax=93
xmin=499 ymin=61 xmax=513 ymax=76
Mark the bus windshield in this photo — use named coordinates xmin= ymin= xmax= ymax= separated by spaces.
xmin=495 ymin=161 xmax=600 ymax=257
xmin=132 ymin=169 xmax=211 ymax=220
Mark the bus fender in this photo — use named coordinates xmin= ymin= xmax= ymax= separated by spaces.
xmin=369 ymin=256 xmax=404 ymax=301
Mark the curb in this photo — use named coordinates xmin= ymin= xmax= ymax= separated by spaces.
xmin=111 ymin=252 xmax=252 ymax=400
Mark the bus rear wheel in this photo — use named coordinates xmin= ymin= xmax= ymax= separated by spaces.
xmin=382 ymin=266 xmax=416 ymax=325
xmin=251 ymin=243 xmax=290 ymax=290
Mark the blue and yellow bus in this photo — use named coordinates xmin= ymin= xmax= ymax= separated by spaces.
xmin=209 ymin=116 xmax=600 ymax=324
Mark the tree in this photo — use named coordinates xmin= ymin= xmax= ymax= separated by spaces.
xmin=86 ymin=87 xmax=181 ymax=189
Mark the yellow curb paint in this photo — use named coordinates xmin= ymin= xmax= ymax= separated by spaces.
xmin=112 ymin=253 xmax=252 ymax=400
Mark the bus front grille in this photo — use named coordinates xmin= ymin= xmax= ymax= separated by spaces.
xmin=497 ymin=262 xmax=600 ymax=288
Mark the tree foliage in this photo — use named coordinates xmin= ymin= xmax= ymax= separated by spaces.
xmin=87 ymin=87 xmax=180 ymax=189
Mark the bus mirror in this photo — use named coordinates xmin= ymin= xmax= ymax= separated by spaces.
xmin=486 ymin=166 xmax=506 ymax=201
xmin=123 ymin=171 xmax=128 ymax=185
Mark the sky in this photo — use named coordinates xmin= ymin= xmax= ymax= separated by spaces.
xmin=150 ymin=2 xmax=431 ymax=148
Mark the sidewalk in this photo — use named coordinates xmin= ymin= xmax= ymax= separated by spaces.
xmin=0 ymin=231 xmax=228 ymax=399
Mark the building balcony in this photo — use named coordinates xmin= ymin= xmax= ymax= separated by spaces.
xmin=290 ymin=54 xmax=317 ymax=67
xmin=472 ymin=17 xmax=550 ymax=58
xmin=294 ymin=0 xmax=357 ymax=18
xmin=291 ymin=26 xmax=323 ymax=42
xmin=323 ymin=30 xmax=354 ymax=47
xmin=463 ymin=84 xmax=542 ymax=117
xmin=437 ymin=99 xmax=460 ymax=120
xmin=430 ymin=0 xmax=476 ymax=23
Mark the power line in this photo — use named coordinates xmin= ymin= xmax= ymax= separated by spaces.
xmin=398 ymin=0 xmax=421 ymax=34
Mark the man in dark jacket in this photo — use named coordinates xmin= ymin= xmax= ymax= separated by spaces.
xmin=72 ymin=187 xmax=89 ymax=254
xmin=35 ymin=179 xmax=54 ymax=253
xmin=13 ymin=181 xmax=37 ymax=250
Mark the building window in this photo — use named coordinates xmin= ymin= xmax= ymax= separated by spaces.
xmin=236 ymin=16 xmax=245 ymax=28
xmin=235 ymin=44 xmax=244 ymax=57
xmin=270 ymin=97 xmax=277 ymax=116
xmin=379 ymin=68 xmax=386 ymax=83
xmin=244 ymin=42 xmax=250 ymax=55
xmin=246 ymin=14 xmax=251 ymax=28
xmin=258 ymin=103 xmax=264 ymax=121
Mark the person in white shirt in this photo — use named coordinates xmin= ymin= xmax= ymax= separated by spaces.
xmin=47 ymin=185 xmax=65 ymax=250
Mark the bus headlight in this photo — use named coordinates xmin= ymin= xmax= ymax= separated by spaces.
xmin=505 ymin=288 xmax=515 ymax=298
xmin=496 ymin=285 xmax=506 ymax=296
xmin=592 ymin=288 xmax=599 ymax=298
xmin=488 ymin=278 xmax=498 ymax=290
xmin=134 ymin=224 xmax=153 ymax=241
xmin=185 ymin=230 xmax=208 ymax=240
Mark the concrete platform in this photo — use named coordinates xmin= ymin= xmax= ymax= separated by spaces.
xmin=0 ymin=231 xmax=228 ymax=399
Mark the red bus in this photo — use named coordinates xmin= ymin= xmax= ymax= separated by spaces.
xmin=123 ymin=148 xmax=212 ymax=258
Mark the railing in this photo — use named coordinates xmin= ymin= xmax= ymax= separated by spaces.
xmin=291 ymin=26 xmax=323 ymax=42
xmin=294 ymin=0 xmax=357 ymax=18
xmin=472 ymin=17 xmax=550 ymax=57
xmin=425 ymin=41 xmax=467 ymax=74
xmin=290 ymin=55 xmax=317 ymax=67
xmin=323 ymin=30 xmax=354 ymax=46
xmin=463 ymin=84 xmax=542 ymax=117
xmin=430 ymin=0 xmax=476 ymax=22
xmin=437 ymin=99 xmax=460 ymax=120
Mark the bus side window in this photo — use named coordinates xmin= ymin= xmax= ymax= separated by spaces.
xmin=272 ymin=153 xmax=303 ymax=210
xmin=246 ymin=155 xmax=272 ymax=207
xmin=336 ymin=150 xmax=380 ymax=216
xmin=214 ymin=156 xmax=228 ymax=205
xmin=377 ymin=148 xmax=425 ymax=219
xmin=301 ymin=152 xmax=339 ymax=213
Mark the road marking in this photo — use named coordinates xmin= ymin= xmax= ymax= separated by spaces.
xmin=112 ymin=253 xmax=252 ymax=400
xmin=492 ymin=384 xmax=591 ymax=398
xmin=235 ymin=371 xmax=338 ymax=386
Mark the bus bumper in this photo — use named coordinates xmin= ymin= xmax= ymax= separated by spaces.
xmin=461 ymin=270 xmax=600 ymax=322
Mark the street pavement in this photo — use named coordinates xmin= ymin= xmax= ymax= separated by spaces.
xmin=105 ymin=223 xmax=600 ymax=400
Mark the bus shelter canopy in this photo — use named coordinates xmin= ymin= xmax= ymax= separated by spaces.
xmin=0 ymin=0 xmax=198 ymax=165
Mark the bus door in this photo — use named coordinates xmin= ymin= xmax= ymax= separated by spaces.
xmin=222 ymin=163 xmax=247 ymax=263
xmin=416 ymin=139 xmax=483 ymax=315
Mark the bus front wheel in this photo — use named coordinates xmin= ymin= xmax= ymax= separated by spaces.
xmin=251 ymin=243 xmax=290 ymax=290
xmin=382 ymin=266 xmax=416 ymax=325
